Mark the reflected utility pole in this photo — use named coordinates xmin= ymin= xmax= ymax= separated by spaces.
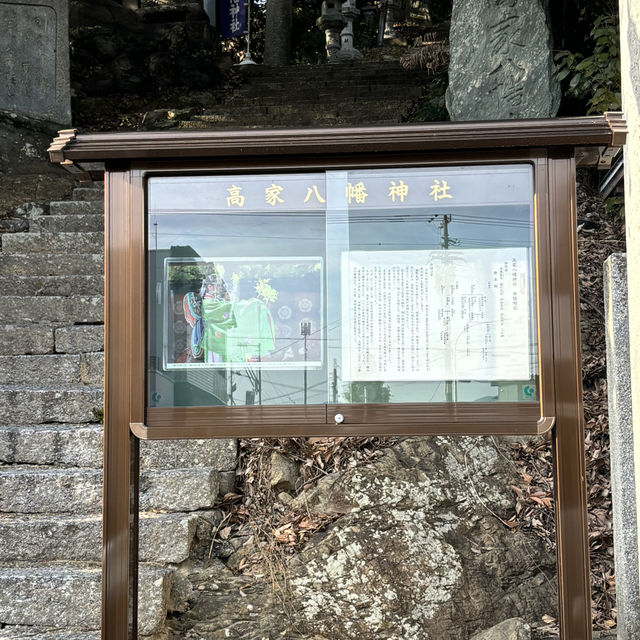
xmin=435 ymin=214 xmax=457 ymax=403
xmin=301 ymin=321 xmax=311 ymax=404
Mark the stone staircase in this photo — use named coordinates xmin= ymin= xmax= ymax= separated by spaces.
xmin=147 ymin=61 xmax=428 ymax=130
xmin=0 ymin=184 xmax=237 ymax=638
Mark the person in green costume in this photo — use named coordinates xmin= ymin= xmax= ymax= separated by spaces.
xmin=226 ymin=298 xmax=276 ymax=362
xmin=200 ymin=273 xmax=237 ymax=364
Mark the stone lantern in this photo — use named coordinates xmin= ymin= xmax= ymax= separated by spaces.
xmin=337 ymin=0 xmax=363 ymax=61
xmin=317 ymin=0 xmax=346 ymax=63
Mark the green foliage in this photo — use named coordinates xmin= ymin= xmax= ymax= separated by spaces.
xmin=291 ymin=0 xmax=326 ymax=64
xmin=554 ymin=14 xmax=621 ymax=114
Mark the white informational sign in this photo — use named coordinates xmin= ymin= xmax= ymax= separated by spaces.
xmin=341 ymin=248 xmax=532 ymax=382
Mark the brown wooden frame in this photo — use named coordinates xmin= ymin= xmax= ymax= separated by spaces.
xmin=49 ymin=116 xmax=626 ymax=640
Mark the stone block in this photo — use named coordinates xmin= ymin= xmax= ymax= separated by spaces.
xmin=0 ymin=0 xmax=70 ymax=124
xmin=80 ymin=352 xmax=104 ymax=386
xmin=0 ymin=466 xmax=214 ymax=513
xmin=445 ymin=0 xmax=560 ymax=120
xmin=0 ymin=512 xmax=196 ymax=564
xmin=604 ymin=253 xmax=640 ymax=639
xmin=55 ymin=325 xmax=104 ymax=353
xmin=1 ymin=231 xmax=104 ymax=255
xmin=32 ymin=214 xmax=104 ymax=233
xmin=140 ymin=438 xmax=237 ymax=471
xmin=0 ymin=424 xmax=103 ymax=467
xmin=0 ymin=468 xmax=102 ymax=514
xmin=49 ymin=200 xmax=103 ymax=215
xmin=71 ymin=187 xmax=104 ymax=202
xmin=0 ymin=387 xmax=103 ymax=424
xmin=0 ymin=275 xmax=103 ymax=297
xmin=140 ymin=468 xmax=220 ymax=512
xmin=0 ymin=324 xmax=54 ymax=354
xmin=0 ymin=565 xmax=170 ymax=635
xmin=0 ymin=296 xmax=103 ymax=323
xmin=0 ymin=354 xmax=81 ymax=385
xmin=471 ymin=618 xmax=531 ymax=640
xmin=0 ymin=253 xmax=103 ymax=276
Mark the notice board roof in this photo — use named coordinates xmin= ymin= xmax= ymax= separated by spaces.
xmin=49 ymin=113 xmax=626 ymax=175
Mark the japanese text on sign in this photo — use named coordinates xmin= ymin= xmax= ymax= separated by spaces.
xmin=341 ymin=248 xmax=532 ymax=382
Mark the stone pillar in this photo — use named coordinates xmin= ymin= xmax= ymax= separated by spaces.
xmin=317 ymin=0 xmax=346 ymax=63
xmin=446 ymin=0 xmax=560 ymax=120
xmin=264 ymin=0 xmax=293 ymax=66
xmin=604 ymin=254 xmax=640 ymax=640
xmin=0 ymin=0 xmax=71 ymax=125
xmin=619 ymin=0 xmax=640 ymax=602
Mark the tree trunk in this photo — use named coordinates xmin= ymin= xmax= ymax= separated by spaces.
xmin=264 ymin=0 xmax=293 ymax=66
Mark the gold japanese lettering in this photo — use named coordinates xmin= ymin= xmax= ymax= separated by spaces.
xmin=265 ymin=183 xmax=284 ymax=206
xmin=429 ymin=179 xmax=452 ymax=202
xmin=388 ymin=180 xmax=408 ymax=203
xmin=226 ymin=185 xmax=245 ymax=207
xmin=304 ymin=184 xmax=326 ymax=204
xmin=346 ymin=181 xmax=368 ymax=204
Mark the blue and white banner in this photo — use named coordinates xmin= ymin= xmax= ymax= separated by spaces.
xmin=218 ymin=0 xmax=247 ymax=38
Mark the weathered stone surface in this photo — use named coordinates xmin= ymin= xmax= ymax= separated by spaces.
xmin=604 ymin=253 xmax=640 ymax=639
xmin=0 ymin=253 xmax=103 ymax=276
xmin=0 ymin=424 xmax=102 ymax=466
xmin=0 ymin=324 xmax=54 ymax=355
xmin=169 ymin=438 xmax=555 ymax=639
xmin=0 ymin=0 xmax=71 ymax=124
xmin=0 ymin=174 xmax=73 ymax=219
xmin=0 ymin=512 xmax=197 ymax=564
xmin=32 ymin=213 xmax=104 ymax=233
xmin=471 ymin=618 xmax=531 ymax=640
xmin=55 ymin=324 xmax=104 ymax=353
xmin=49 ymin=200 xmax=103 ymax=216
xmin=139 ymin=468 xmax=220 ymax=512
xmin=0 ymin=296 xmax=103 ymax=323
xmin=0 ymin=354 xmax=82 ymax=385
xmin=1 ymin=231 xmax=103 ymax=255
xmin=71 ymin=186 xmax=104 ymax=202
xmin=140 ymin=438 xmax=237 ymax=471
xmin=270 ymin=450 xmax=299 ymax=490
xmin=446 ymin=0 xmax=560 ymax=120
xmin=0 ymin=387 xmax=102 ymax=424
xmin=0 ymin=275 xmax=103 ymax=296
xmin=80 ymin=352 xmax=104 ymax=386
xmin=0 ymin=468 xmax=102 ymax=514
xmin=0 ymin=632 xmax=100 ymax=640
xmin=0 ymin=565 xmax=171 ymax=635
xmin=0 ymin=467 xmax=215 ymax=513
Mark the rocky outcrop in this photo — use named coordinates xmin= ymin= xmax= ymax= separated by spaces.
xmin=168 ymin=437 xmax=556 ymax=639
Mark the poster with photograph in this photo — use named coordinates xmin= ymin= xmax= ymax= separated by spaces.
xmin=164 ymin=257 xmax=323 ymax=369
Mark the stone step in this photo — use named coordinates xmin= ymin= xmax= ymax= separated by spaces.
xmin=200 ymin=99 xmax=413 ymax=118
xmin=0 ymin=424 xmax=103 ymax=467
xmin=0 ymin=564 xmax=171 ymax=635
xmin=0 ymin=275 xmax=103 ymax=296
xmin=32 ymin=214 xmax=104 ymax=233
xmin=0 ymin=324 xmax=55 ymax=355
xmin=71 ymin=187 xmax=104 ymax=202
xmin=0 ymin=631 xmax=100 ymax=640
xmin=1 ymin=232 xmax=103 ymax=255
xmin=0 ymin=386 xmax=102 ymax=424
xmin=0 ymin=296 xmax=103 ymax=323
xmin=0 ymin=513 xmax=197 ymax=564
xmin=0 ymin=253 xmax=103 ymax=276
xmin=0 ymin=423 xmax=236 ymax=472
xmin=0 ymin=353 xmax=103 ymax=386
xmin=49 ymin=200 xmax=103 ymax=215
xmin=0 ymin=466 xmax=219 ymax=513
xmin=231 ymin=82 xmax=425 ymax=97
xmin=54 ymin=324 xmax=104 ymax=354
xmin=179 ymin=118 xmax=401 ymax=130
xmin=0 ymin=324 xmax=103 ymax=356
